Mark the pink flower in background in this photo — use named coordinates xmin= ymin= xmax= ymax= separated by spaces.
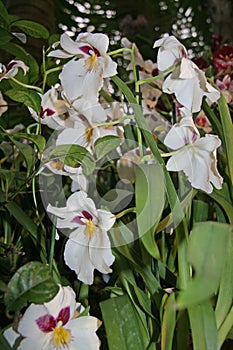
xmin=213 ymin=44 xmax=233 ymax=76
xmin=216 ymin=74 xmax=233 ymax=103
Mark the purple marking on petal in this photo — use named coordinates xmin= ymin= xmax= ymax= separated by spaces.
xmin=40 ymin=107 xmax=55 ymax=118
xmin=6 ymin=61 xmax=17 ymax=71
xmin=56 ymin=306 xmax=70 ymax=326
xmin=82 ymin=210 xmax=93 ymax=220
xmin=79 ymin=45 xmax=100 ymax=57
xmin=71 ymin=215 xmax=85 ymax=225
xmin=36 ymin=314 xmax=56 ymax=332
xmin=184 ymin=136 xmax=189 ymax=145
xmin=135 ymin=148 xmax=140 ymax=157
xmin=191 ymin=132 xmax=198 ymax=143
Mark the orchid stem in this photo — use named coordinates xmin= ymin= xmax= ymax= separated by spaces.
xmin=10 ymin=76 xmax=43 ymax=93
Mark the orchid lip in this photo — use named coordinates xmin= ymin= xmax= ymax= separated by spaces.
xmin=79 ymin=45 xmax=100 ymax=57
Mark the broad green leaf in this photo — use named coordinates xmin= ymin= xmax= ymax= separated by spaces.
xmin=48 ymin=144 xmax=95 ymax=175
xmin=176 ymin=221 xmax=232 ymax=308
xmin=4 ymin=261 xmax=59 ymax=312
xmin=161 ymin=293 xmax=176 ymax=350
xmin=188 ymin=301 xmax=218 ymax=350
xmin=136 ymin=162 xmax=165 ymax=259
xmin=5 ymin=201 xmax=47 ymax=262
xmin=100 ymin=295 xmax=149 ymax=350
xmin=5 ymin=89 xmax=41 ymax=114
xmin=12 ymin=20 xmax=49 ymax=39
xmin=95 ymin=135 xmax=121 ymax=160
xmin=15 ymin=133 xmax=46 ymax=155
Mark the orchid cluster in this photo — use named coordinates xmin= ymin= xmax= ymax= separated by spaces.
xmin=1 ymin=19 xmax=233 ymax=350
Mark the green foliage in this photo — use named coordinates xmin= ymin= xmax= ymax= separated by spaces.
xmin=4 ymin=261 xmax=59 ymax=312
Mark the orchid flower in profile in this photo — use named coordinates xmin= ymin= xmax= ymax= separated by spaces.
xmin=8 ymin=285 xmax=100 ymax=350
xmin=164 ymin=117 xmax=223 ymax=193
xmin=47 ymin=191 xmax=116 ymax=285
xmin=153 ymin=35 xmax=188 ymax=71
xmin=48 ymin=32 xmax=117 ymax=101
xmin=162 ymin=57 xmax=220 ymax=112
xmin=40 ymin=158 xmax=88 ymax=192
xmin=28 ymin=87 xmax=70 ymax=130
xmin=0 ymin=60 xmax=28 ymax=81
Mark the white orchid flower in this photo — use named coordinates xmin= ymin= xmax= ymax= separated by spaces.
xmin=13 ymin=285 xmax=100 ymax=350
xmin=47 ymin=191 xmax=116 ymax=285
xmin=49 ymin=32 xmax=117 ymax=101
xmin=153 ymin=35 xmax=188 ymax=71
xmin=162 ymin=58 xmax=220 ymax=112
xmin=164 ymin=117 xmax=223 ymax=193
xmin=56 ymin=109 xmax=122 ymax=155
xmin=0 ymin=60 xmax=28 ymax=81
xmin=28 ymin=87 xmax=71 ymax=130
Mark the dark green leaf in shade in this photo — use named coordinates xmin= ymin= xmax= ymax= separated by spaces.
xmin=5 ymin=89 xmax=41 ymax=114
xmin=0 ymin=333 xmax=12 ymax=350
xmin=12 ymin=20 xmax=49 ymax=39
xmin=4 ymin=261 xmax=59 ymax=312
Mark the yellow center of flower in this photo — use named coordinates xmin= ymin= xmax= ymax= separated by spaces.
xmin=86 ymin=53 xmax=98 ymax=71
xmin=51 ymin=160 xmax=65 ymax=171
xmin=53 ymin=323 xmax=71 ymax=348
xmin=85 ymin=219 xmax=96 ymax=237
xmin=85 ymin=127 xmax=93 ymax=143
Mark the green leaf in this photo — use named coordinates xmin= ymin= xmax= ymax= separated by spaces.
xmin=0 ymin=333 xmax=12 ymax=350
xmin=176 ymin=221 xmax=232 ymax=308
xmin=218 ymin=93 xmax=233 ymax=186
xmin=95 ymin=135 xmax=121 ymax=160
xmin=0 ymin=28 xmax=13 ymax=45
xmin=188 ymin=301 xmax=218 ymax=350
xmin=100 ymin=295 xmax=149 ymax=350
xmin=135 ymin=162 xmax=165 ymax=259
xmin=8 ymin=136 xmax=35 ymax=174
xmin=15 ymin=133 xmax=46 ymax=155
xmin=5 ymin=89 xmax=41 ymax=114
xmin=0 ymin=280 xmax=10 ymax=293
xmin=0 ymin=1 xmax=10 ymax=27
xmin=161 ymin=293 xmax=176 ymax=350
xmin=48 ymin=144 xmax=95 ymax=176
xmin=5 ymin=201 xmax=47 ymax=262
xmin=12 ymin=20 xmax=49 ymax=39
xmin=0 ymin=169 xmax=15 ymax=196
xmin=4 ymin=261 xmax=59 ymax=312
xmin=215 ymin=231 xmax=233 ymax=329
